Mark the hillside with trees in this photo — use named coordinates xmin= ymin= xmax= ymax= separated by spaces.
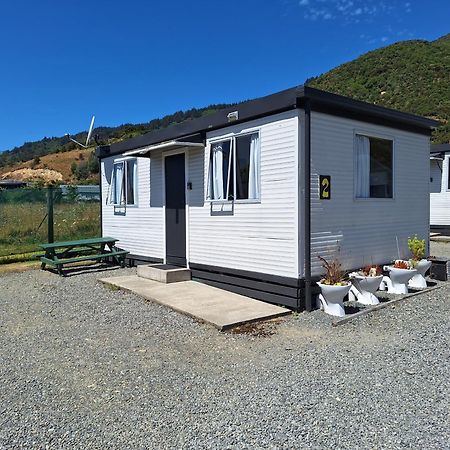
xmin=1 ymin=33 xmax=448 ymax=176
xmin=0 ymin=104 xmax=232 ymax=169
xmin=308 ymin=33 xmax=450 ymax=143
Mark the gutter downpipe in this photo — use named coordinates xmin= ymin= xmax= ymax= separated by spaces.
xmin=304 ymin=98 xmax=312 ymax=312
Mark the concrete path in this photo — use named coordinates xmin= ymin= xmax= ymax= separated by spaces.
xmin=99 ymin=275 xmax=290 ymax=330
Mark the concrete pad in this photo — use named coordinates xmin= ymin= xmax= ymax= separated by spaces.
xmin=99 ymin=275 xmax=290 ymax=330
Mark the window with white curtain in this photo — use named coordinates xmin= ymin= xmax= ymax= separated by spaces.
xmin=109 ymin=158 xmax=137 ymax=205
xmin=207 ymin=132 xmax=260 ymax=201
xmin=355 ymin=134 xmax=393 ymax=198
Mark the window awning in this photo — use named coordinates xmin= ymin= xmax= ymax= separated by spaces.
xmin=123 ymin=140 xmax=204 ymax=157
xmin=430 ymin=152 xmax=444 ymax=161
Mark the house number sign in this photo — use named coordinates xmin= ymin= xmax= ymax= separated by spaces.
xmin=319 ymin=175 xmax=331 ymax=200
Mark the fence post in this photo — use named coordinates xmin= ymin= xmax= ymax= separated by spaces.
xmin=47 ymin=186 xmax=54 ymax=243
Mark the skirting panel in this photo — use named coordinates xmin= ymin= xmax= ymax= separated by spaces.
xmin=126 ymin=254 xmax=164 ymax=266
xmin=189 ymin=262 xmax=321 ymax=311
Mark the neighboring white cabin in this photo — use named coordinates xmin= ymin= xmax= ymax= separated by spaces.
xmin=430 ymin=145 xmax=450 ymax=229
xmin=98 ymin=86 xmax=436 ymax=308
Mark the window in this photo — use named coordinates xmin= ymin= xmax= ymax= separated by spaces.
xmin=207 ymin=132 xmax=260 ymax=201
xmin=109 ymin=159 xmax=137 ymax=205
xmin=208 ymin=140 xmax=234 ymax=200
xmin=355 ymin=135 xmax=393 ymax=198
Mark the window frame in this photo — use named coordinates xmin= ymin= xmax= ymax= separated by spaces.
xmin=206 ymin=129 xmax=261 ymax=204
xmin=353 ymin=130 xmax=395 ymax=201
xmin=444 ymin=155 xmax=450 ymax=192
xmin=109 ymin=156 xmax=139 ymax=207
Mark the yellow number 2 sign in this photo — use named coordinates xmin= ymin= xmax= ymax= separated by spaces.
xmin=319 ymin=175 xmax=331 ymax=200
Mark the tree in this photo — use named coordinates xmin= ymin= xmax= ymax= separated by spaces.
xmin=31 ymin=156 xmax=41 ymax=168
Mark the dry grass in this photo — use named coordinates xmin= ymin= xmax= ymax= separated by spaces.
xmin=0 ymin=202 xmax=100 ymax=257
xmin=0 ymin=147 xmax=94 ymax=182
xmin=0 ymin=261 xmax=40 ymax=274
xmin=229 ymin=318 xmax=284 ymax=337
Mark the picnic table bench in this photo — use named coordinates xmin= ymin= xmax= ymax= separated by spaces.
xmin=39 ymin=237 xmax=129 ymax=276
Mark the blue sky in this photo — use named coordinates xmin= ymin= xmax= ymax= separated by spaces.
xmin=0 ymin=0 xmax=448 ymax=151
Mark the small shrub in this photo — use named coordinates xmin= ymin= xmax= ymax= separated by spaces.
xmin=318 ymin=255 xmax=347 ymax=285
xmin=31 ymin=156 xmax=41 ymax=168
xmin=393 ymin=260 xmax=410 ymax=269
xmin=408 ymin=235 xmax=426 ymax=260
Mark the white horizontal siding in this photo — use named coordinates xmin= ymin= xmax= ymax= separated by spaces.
xmin=188 ymin=111 xmax=299 ymax=277
xmin=101 ymin=153 xmax=164 ymax=259
xmin=307 ymin=112 xmax=430 ymax=277
xmin=430 ymin=155 xmax=450 ymax=225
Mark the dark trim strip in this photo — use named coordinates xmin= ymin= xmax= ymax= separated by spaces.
xmin=196 ymin=278 xmax=301 ymax=309
xmin=304 ymin=98 xmax=312 ymax=312
xmin=190 ymin=268 xmax=300 ymax=298
xmin=189 ymin=262 xmax=303 ymax=310
xmin=126 ymin=254 xmax=164 ymax=266
xmin=430 ymin=225 xmax=450 ymax=236
xmin=189 ymin=262 xmax=302 ymax=287
xmin=431 ymin=143 xmax=450 ymax=153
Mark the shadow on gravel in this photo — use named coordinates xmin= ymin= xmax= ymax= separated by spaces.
xmin=45 ymin=263 xmax=124 ymax=277
xmin=343 ymin=304 xmax=364 ymax=314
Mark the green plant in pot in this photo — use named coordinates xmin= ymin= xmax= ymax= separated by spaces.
xmin=317 ymin=256 xmax=351 ymax=317
xmin=407 ymin=235 xmax=430 ymax=289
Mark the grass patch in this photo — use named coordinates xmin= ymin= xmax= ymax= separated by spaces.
xmin=104 ymin=283 xmax=122 ymax=291
xmin=0 ymin=200 xmax=100 ymax=258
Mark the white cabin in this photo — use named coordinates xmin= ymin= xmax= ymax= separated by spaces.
xmin=97 ymin=86 xmax=437 ymax=309
xmin=430 ymin=144 xmax=450 ymax=232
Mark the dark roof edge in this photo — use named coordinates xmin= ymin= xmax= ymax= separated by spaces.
xmin=431 ymin=143 xmax=450 ymax=153
xmin=97 ymin=85 xmax=440 ymax=158
xmin=302 ymin=86 xmax=440 ymax=129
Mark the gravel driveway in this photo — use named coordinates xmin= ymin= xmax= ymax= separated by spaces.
xmin=1 ymin=265 xmax=449 ymax=450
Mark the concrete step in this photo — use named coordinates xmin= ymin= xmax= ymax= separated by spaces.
xmin=137 ymin=264 xmax=191 ymax=283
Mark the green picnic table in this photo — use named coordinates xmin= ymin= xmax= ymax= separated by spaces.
xmin=39 ymin=237 xmax=129 ymax=276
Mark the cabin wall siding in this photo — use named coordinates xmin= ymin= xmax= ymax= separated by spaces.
xmin=101 ymin=153 xmax=164 ymax=259
xmin=188 ymin=110 xmax=299 ymax=278
xmin=307 ymin=112 xmax=430 ymax=277
xmin=430 ymin=155 xmax=450 ymax=226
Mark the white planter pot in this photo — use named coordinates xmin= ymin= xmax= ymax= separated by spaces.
xmin=382 ymin=267 xmax=417 ymax=294
xmin=349 ymin=275 xmax=383 ymax=305
xmin=408 ymin=259 xmax=431 ymax=289
xmin=317 ymin=282 xmax=352 ymax=317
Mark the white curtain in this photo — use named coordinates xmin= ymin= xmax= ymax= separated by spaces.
xmin=111 ymin=162 xmax=124 ymax=204
xmin=212 ymin=143 xmax=224 ymax=200
xmin=355 ymin=135 xmax=370 ymax=198
xmin=248 ymin=133 xmax=260 ymax=199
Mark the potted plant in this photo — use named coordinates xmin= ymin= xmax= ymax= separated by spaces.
xmin=349 ymin=265 xmax=383 ymax=305
xmin=382 ymin=259 xmax=417 ymax=294
xmin=316 ymin=256 xmax=351 ymax=317
xmin=408 ymin=235 xmax=431 ymax=289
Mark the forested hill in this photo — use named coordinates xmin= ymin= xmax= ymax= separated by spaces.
xmin=0 ymin=104 xmax=233 ymax=168
xmin=1 ymin=33 xmax=449 ymax=169
xmin=308 ymin=33 xmax=450 ymax=143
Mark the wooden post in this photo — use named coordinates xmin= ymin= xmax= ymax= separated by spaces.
xmin=47 ymin=186 xmax=54 ymax=243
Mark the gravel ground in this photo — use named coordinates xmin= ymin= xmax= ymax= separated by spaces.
xmin=0 ymin=265 xmax=449 ymax=450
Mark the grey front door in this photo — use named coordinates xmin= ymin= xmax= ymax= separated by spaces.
xmin=165 ymin=153 xmax=186 ymax=266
